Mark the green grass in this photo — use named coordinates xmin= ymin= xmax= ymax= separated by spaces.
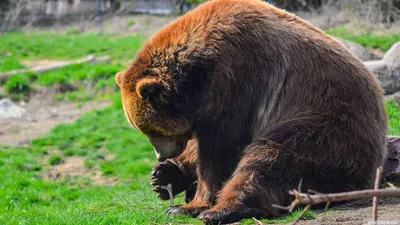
xmin=2 ymin=63 xmax=122 ymax=101
xmin=48 ymin=155 xmax=64 ymax=165
xmin=35 ymin=63 xmax=121 ymax=86
xmin=0 ymin=32 xmax=144 ymax=61
xmin=127 ymin=20 xmax=135 ymax=27
xmin=0 ymin=32 xmax=133 ymax=99
xmin=326 ymin=27 xmax=400 ymax=51
xmin=387 ymin=101 xmax=400 ymax=135
xmin=5 ymin=74 xmax=31 ymax=95
xmin=0 ymin=55 xmax=25 ymax=72
xmin=4 ymin=74 xmax=32 ymax=100
xmin=0 ymin=32 xmax=144 ymax=72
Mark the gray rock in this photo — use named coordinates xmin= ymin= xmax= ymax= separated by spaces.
xmin=383 ymin=41 xmax=400 ymax=71
xmin=384 ymin=91 xmax=400 ymax=102
xmin=364 ymin=60 xmax=389 ymax=80
xmin=364 ymin=41 xmax=400 ymax=95
xmin=335 ymin=37 xmax=380 ymax=61
xmin=0 ymin=98 xmax=33 ymax=121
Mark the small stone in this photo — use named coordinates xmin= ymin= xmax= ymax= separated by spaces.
xmin=0 ymin=98 xmax=34 ymax=121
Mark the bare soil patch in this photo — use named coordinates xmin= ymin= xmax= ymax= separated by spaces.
xmin=43 ymin=156 xmax=118 ymax=186
xmin=21 ymin=59 xmax=68 ymax=68
xmin=0 ymin=88 xmax=110 ymax=146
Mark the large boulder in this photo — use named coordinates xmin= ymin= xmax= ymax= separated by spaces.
xmin=383 ymin=42 xmax=400 ymax=71
xmin=0 ymin=98 xmax=33 ymax=121
xmin=364 ymin=41 xmax=400 ymax=95
xmin=335 ymin=37 xmax=380 ymax=61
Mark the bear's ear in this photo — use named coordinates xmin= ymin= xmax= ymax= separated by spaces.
xmin=136 ymin=77 xmax=163 ymax=102
xmin=115 ymin=71 xmax=124 ymax=87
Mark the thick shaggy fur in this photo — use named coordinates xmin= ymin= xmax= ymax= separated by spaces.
xmin=116 ymin=0 xmax=387 ymax=223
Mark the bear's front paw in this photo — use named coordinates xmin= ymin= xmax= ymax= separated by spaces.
xmin=151 ymin=159 xmax=193 ymax=200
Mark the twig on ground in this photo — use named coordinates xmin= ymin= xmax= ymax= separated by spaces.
xmin=252 ymin=217 xmax=264 ymax=225
xmin=372 ymin=167 xmax=383 ymax=221
xmin=324 ymin=201 xmax=331 ymax=212
xmin=308 ymin=189 xmax=331 ymax=211
xmin=387 ymin=182 xmax=397 ymax=189
xmin=160 ymin=183 xmax=174 ymax=207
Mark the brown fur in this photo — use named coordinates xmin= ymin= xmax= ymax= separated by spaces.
xmin=116 ymin=0 xmax=388 ymax=223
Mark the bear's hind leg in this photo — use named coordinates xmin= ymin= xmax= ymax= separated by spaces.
xmin=198 ymin=140 xmax=297 ymax=224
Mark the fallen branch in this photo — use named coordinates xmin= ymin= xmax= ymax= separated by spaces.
xmin=275 ymin=188 xmax=400 ymax=213
xmin=0 ymin=55 xmax=111 ymax=81
xmin=273 ymin=167 xmax=400 ymax=225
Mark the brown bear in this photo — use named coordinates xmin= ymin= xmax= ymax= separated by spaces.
xmin=115 ymin=0 xmax=388 ymax=223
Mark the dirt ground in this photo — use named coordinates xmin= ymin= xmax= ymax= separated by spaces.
xmin=0 ymin=88 xmax=110 ymax=146
xmin=43 ymin=155 xmax=118 ymax=186
xmin=296 ymin=198 xmax=400 ymax=225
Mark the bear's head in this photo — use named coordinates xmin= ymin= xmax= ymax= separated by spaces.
xmin=115 ymin=41 xmax=206 ymax=161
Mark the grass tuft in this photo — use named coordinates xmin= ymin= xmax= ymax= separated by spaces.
xmin=48 ymin=155 xmax=64 ymax=166
xmin=5 ymin=74 xmax=31 ymax=95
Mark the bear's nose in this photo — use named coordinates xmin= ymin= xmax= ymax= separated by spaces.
xmin=115 ymin=71 xmax=124 ymax=86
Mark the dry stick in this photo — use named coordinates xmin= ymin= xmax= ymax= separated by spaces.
xmin=324 ymin=201 xmax=331 ymax=212
xmin=283 ymin=189 xmax=400 ymax=210
xmin=308 ymin=190 xmax=331 ymax=211
xmin=252 ymin=217 xmax=263 ymax=225
xmin=160 ymin=183 xmax=174 ymax=207
xmin=372 ymin=167 xmax=383 ymax=221
xmin=387 ymin=182 xmax=397 ymax=189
